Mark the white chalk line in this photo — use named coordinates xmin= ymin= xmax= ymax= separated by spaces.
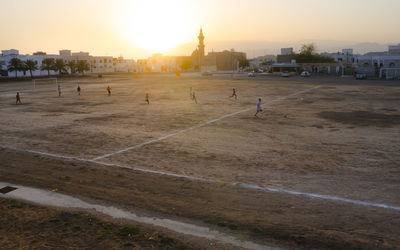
xmin=2 ymin=144 xmax=400 ymax=212
xmin=92 ymin=85 xmax=321 ymax=161
xmin=0 ymin=145 xmax=211 ymax=183
xmin=236 ymin=184 xmax=400 ymax=211
xmin=0 ymin=145 xmax=114 ymax=167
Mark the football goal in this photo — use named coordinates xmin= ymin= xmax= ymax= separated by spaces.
xmin=33 ymin=78 xmax=58 ymax=89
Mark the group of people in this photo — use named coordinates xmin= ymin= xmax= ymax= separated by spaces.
xmin=15 ymin=84 xmax=263 ymax=117
xmin=190 ymin=87 xmax=263 ymax=116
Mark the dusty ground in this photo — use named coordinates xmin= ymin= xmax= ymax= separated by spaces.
xmin=1 ymin=74 xmax=400 ymax=249
xmin=0 ymin=198 xmax=195 ymax=249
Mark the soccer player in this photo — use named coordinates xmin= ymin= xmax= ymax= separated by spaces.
xmin=57 ymin=85 xmax=62 ymax=96
xmin=107 ymin=86 xmax=111 ymax=96
xmin=192 ymin=91 xmax=197 ymax=104
xmin=77 ymin=85 xmax=81 ymax=95
xmin=145 ymin=93 xmax=149 ymax=104
xmin=230 ymin=88 xmax=237 ymax=100
xmin=255 ymin=98 xmax=263 ymax=117
xmin=16 ymin=92 xmax=22 ymax=104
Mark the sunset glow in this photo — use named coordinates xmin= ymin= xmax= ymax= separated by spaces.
xmin=0 ymin=0 xmax=399 ymax=58
xmin=118 ymin=0 xmax=197 ymax=53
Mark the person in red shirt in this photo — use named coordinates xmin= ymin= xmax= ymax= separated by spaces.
xmin=16 ymin=92 xmax=22 ymax=104
xmin=230 ymin=88 xmax=237 ymax=100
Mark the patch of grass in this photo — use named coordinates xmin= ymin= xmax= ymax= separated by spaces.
xmin=103 ymin=223 xmax=112 ymax=230
xmin=228 ymin=223 xmax=239 ymax=230
xmin=177 ymin=245 xmax=192 ymax=250
xmin=118 ymin=226 xmax=140 ymax=237
xmin=96 ymin=234 xmax=105 ymax=241
xmin=251 ymin=226 xmax=263 ymax=234
xmin=72 ymin=226 xmax=82 ymax=232
xmin=9 ymin=202 xmax=24 ymax=208
xmin=157 ymin=234 xmax=175 ymax=245
xmin=217 ymin=221 xmax=227 ymax=227
xmin=124 ymin=242 xmax=133 ymax=247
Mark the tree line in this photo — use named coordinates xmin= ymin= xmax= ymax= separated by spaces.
xmin=293 ymin=44 xmax=334 ymax=63
xmin=4 ymin=58 xmax=90 ymax=78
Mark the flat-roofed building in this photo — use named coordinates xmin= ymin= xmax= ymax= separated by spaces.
xmin=389 ymin=44 xmax=400 ymax=55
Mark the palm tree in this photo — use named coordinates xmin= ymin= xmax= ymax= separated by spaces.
xmin=0 ymin=61 xmax=6 ymax=77
xmin=54 ymin=59 xmax=66 ymax=75
xmin=41 ymin=58 xmax=56 ymax=76
xmin=7 ymin=58 xmax=23 ymax=78
xmin=20 ymin=63 xmax=29 ymax=77
xmin=25 ymin=60 xmax=38 ymax=78
xmin=67 ymin=61 xmax=77 ymax=75
xmin=77 ymin=60 xmax=90 ymax=76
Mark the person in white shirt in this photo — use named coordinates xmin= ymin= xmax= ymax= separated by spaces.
xmin=255 ymin=98 xmax=262 ymax=117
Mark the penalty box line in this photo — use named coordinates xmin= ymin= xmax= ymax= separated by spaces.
xmin=92 ymin=85 xmax=322 ymax=161
xmin=1 ymin=144 xmax=400 ymax=212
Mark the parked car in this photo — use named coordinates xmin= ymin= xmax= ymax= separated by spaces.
xmin=248 ymin=72 xmax=256 ymax=77
xmin=281 ymin=71 xmax=290 ymax=77
xmin=301 ymin=71 xmax=311 ymax=77
xmin=355 ymin=73 xmax=367 ymax=79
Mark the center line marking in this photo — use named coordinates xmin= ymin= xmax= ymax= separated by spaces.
xmin=92 ymin=85 xmax=321 ymax=160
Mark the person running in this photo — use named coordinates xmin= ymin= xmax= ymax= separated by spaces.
xmin=189 ymin=87 xmax=193 ymax=99
xmin=255 ymin=98 xmax=263 ymax=117
xmin=145 ymin=93 xmax=150 ymax=104
xmin=230 ymin=88 xmax=237 ymax=100
xmin=77 ymin=85 xmax=81 ymax=95
xmin=107 ymin=86 xmax=111 ymax=96
xmin=57 ymin=85 xmax=62 ymax=96
xmin=16 ymin=92 xmax=22 ymax=104
xmin=192 ymin=91 xmax=197 ymax=104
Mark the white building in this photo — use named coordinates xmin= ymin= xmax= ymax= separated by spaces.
xmin=0 ymin=48 xmax=137 ymax=77
xmin=2 ymin=49 xmax=19 ymax=56
xmin=0 ymin=49 xmax=61 ymax=77
xmin=355 ymin=54 xmax=400 ymax=79
xmin=281 ymin=48 xmax=293 ymax=55
xmin=114 ymin=57 xmax=136 ymax=73
xmin=323 ymin=49 xmax=358 ymax=64
xmin=389 ymin=44 xmax=400 ymax=55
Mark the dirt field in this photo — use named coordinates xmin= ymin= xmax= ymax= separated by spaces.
xmin=1 ymin=74 xmax=400 ymax=249
xmin=0 ymin=198 xmax=195 ymax=249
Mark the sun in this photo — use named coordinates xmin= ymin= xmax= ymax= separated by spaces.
xmin=118 ymin=0 xmax=197 ymax=53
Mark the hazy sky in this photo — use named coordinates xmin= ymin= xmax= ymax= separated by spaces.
xmin=1 ymin=0 xmax=399 ymax=58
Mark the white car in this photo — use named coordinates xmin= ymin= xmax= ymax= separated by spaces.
xmin=301 ymin=71 xmax=311 ymax=77
xmin=281 ymin=71 xmax=290 ymax=77
xmin=248 ymin=72 xmax=256 ymax=77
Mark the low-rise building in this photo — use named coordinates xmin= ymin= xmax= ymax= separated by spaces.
xmin=1 ymin=49 xmax=61 ymax=77
xmin=389 ymin=44 xmax=400 ymax=55
xmin=0 ymin=49 xmax=137 ymax=77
